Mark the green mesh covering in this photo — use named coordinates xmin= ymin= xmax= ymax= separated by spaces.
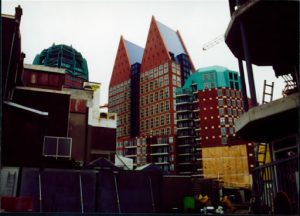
xmin=33 ymin=44 xmax=89 ymax=81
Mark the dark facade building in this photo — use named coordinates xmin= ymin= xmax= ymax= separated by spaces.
xmin=2 ymin=5 xmax=25 ymax=100
xmin=33 ymin=44 xmax=89 ymax=89
xmin=22 ymin=64 xmax=66 ymax=90
xmin=109 ymin=16 xmax=195 ymax=173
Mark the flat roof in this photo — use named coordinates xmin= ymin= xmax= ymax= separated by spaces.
xmin=4 ymin=101 xmax=48 ymax=116
xmin=24 ymin=64 xmax=66 ymax=74
xmin=1 ymin=14 xmax=15 ymax=19
xmin=16 ymin=86 xmax=71 ymax=95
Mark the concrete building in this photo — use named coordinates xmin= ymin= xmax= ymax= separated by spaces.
xmin=109 ymin=16 xmax=195 ymax=173
xmin=225 ymin=0 xmax=299 ymax=214
xmin=175 ymin=66 xmax=253 ymax=188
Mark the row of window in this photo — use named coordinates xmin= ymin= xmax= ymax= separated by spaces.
xmin=217 ymin=89 xmax=241 ymax=98
xmin=218 ymin=98 xmax=242 ymax=108
xmin=110 ymin=102 xmax=130 ymax=116
xmin=109 ymin=91 xmax=130 ymax=107
xmin=116 ymin=110 xmax=130 ymax=125
xmin=140 ymin=127 xmax=172 ymax=136
xmin=116 ymin=125 xmax=130 ymax=138
xmin=141 ymin=100 xmax=171 ymax=118
xmin=140 ymin=87 xmax=169 ymax=106
xmin=141 ymin=63 xmax=168 ymax=82
xmin=219 ymin=107 xmax=242 ymax=117
xmin=109 ymin=80 xmax=130 ymax=97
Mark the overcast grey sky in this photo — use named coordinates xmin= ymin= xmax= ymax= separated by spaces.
xmin=2 ymin=0 xmax=285 ymax=105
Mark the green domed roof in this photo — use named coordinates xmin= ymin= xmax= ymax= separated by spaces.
xmin=33 ymin=44 xmax=89 ymax=81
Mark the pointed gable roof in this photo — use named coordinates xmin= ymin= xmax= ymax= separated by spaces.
xmin=109 ymin=36 xmax=132 ymax=87
xmin=124 ymin=40 xmax=144 ymax=65
xmin=156 ymin=20 xmax=186 ymax=56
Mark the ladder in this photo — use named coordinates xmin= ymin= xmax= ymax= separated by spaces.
xmin=262 ymin=80 xmax=274 ymax=104
xmin=6 ymin=171 xmax=17 ymax=196
xmin=255 ymin=143 xmax=269 ymax=166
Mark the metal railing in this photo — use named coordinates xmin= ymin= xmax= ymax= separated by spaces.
xmin=251 ymin=155 xmax=298 ymax=214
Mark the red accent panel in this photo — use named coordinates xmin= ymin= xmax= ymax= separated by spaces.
xmin=70 ymin=99 xmax=87 ymax=113
xmin=1 ymin=196 xmax=33 ymax=212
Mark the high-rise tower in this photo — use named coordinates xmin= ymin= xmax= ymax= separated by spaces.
xmin=109 ymin=17 xmax=195 ymax=173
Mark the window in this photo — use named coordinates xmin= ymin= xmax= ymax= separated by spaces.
xmin=233 ymin=109 xmax=237 ymax=116
xmin=221 ymin=127 xmax=226 ymax=135
xmin=166 ymin=114 xmax=170 ymax=124
xmin=227 ymin=99 xmax=231 ymax=106
xmin=232 ymin=100 xmax=236 ymax=107
xmin=228 ymin=108 xmax=232 ymax=115
xmin=229 ymin=127 xmax=234 ymax=135
xmin=217 ymin=89 xmax=223 ymax=97
xmin=219 ymin=108 xmax=225 ymax=116
xmin=161 ymin=115 xmax=165 ymax=125
xmin=222 ymin=137 xmax=227 ymax=144
xmin=203 ymin=74 xmax=209 ymax=81
xmin=226 ymin=89 xmax=230 ymax=97
xmin=204 ymin=83 xmax=209 ymax=89
xmin=220 ymin=117 xmax=225 ymax=125
xmin=167 ymin=127 xmax=171 ymax=135
xmin=218 ymin=99 xmax=224 ymax=106
xmin=231 ymin=90 xmax=235 ymax=97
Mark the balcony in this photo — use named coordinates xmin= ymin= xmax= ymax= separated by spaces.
xmin=125 ymin=154 xmax=137 ymax=158
xmin=176 ymin=101 xmax=193 ymax=106
xmin=125 ymin=145 xmax=137 ymax=149
xmin=177 ymin=126 xmax=193 ymax=131
xmin=178 ymin=171 xmax=193 ymax=175
xmin=150 ymin=152 xmax=168 ymax=156
xmin=177 ymin=144 xmax=193 ymax=148
xmin=177 ymin=135 xmax=195 ymax=139
xmin=176 ymin=109 xmax=193 ymax=114
xmin=177 ymin=118 xmax=192 ymax=122
xmin=154 ymin=161 xmax=169 ymax=165
xmin=150 ymin=143 xmax=169 ymax=147
xmin=178 ymin=152 xmax=193 ymax=156
xmin=177 ymin=162 xmax=193 ymax=165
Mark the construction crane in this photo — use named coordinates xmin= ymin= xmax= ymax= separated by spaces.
xmin=202 ymin=34 xmax=224 ymax=51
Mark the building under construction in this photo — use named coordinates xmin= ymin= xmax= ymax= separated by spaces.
xmin=226 ymin=0 xmax=299 ymax=214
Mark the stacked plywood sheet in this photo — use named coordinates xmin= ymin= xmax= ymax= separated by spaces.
xmin=202 ymin=144 xmax=251 ymax=189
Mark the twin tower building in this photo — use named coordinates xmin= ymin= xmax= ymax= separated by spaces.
xmin=108 ymin=16 xmax=248 ymax=179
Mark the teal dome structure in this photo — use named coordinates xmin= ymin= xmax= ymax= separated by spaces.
xmin=33 ymin=44 xmax=89 ymax=88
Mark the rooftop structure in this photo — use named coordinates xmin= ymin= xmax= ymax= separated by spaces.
xmin=33 ymin=44 xmax=89 ymax=89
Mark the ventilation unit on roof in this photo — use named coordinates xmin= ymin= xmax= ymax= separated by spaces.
xmin=43 ymin=136 xmax=72 ymax=158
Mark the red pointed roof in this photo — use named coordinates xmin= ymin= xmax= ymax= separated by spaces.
xmin=141 ymin=16 xmax=171 ymax=72
xmin=141 ymin=16 xmax=195 ymax=72
xmin=109 ymin=36 xmax=132 ymax=87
